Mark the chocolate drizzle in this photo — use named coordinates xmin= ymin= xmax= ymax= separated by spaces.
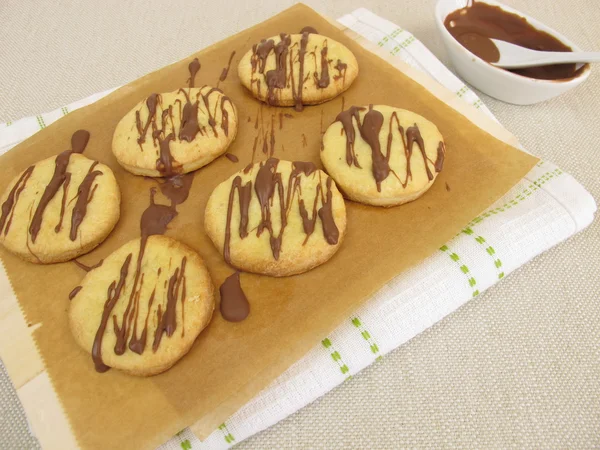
xmin=70 ymin=162 xmax=103 ymax=240
xmin=69 ymin=286 xmax=82 ymax=300
xmin=250 ymin=33 xmax=344 ymax=111
xmin=333 ymin=60 xmax=347 ymax=83
xmin=89 ymin=175 xmax=194 ymax=373
xmin=133 ymin=58 xmax=235 ymax=175
xmin=21 ymin=130 xmax=94 ymax=244
xmin=223 ymin=159 xmax=339 ymax=264
xmin=225 ymin=153 xmax=239 ymax=163
xmin=314 ymin=41 xmax=330 ymax=88
xmin=0 ymin=166 xmax=34 ymax=236
xmin=335 ymin=106 xmax=364 ymax=167
xmin=336 ymin=106 xmax=445 ymax=190
xmin=219 ymin=272 xmax=250 ymax=322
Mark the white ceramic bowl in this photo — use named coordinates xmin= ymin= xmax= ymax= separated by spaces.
xmin=435 ymin=0 xmax=591 ymax=105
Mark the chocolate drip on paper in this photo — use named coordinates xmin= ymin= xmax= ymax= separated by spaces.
xmin=435 ymin=142 xmax=445 ymax=172
xmin=28 ymin=130 xmax=92 ymax=243
xmin=336 ymin=105 xmax=443 ymax=190
xmin=0 ymin=166 xmax=34 ymax=236
xmin=219 ymin=51 xmax=236 ymax=82
xmin=187 ymin=58 xmax=201 ymax=88
xmin=89 ymin=175 xmax=194 ymax=372
xmin=224 ymin=159 xmax=339 ymax=264
xmin=219 ymin=272 xmax=250 ymax=322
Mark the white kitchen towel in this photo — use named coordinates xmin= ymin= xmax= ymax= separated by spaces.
xmin=0 ymin=8 xmax=595 ymax=450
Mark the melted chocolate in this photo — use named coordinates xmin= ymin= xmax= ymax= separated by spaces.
xmin=92 ymin=253 xmax=131 ymax=373
xmin=335 ymin=106 xmax=364 ymax=167
xmin=219 ymin=51 xmax=236 ymax=82
xmin=224 ymin=159 xmax=339 ymax=264
xmin=225 ymin=153 xmax=239 ymax=163
xmin=136 ymin=94 xmax=159 ymax=147
xmin=336 ymin=106 xmax=443 ymax=190
xmin=300 ymin=26 xmax=318 ymax=34
xmin=187 ymin=58 xmax=201 ymax=88
xmin=333 ymin=60 xmax=347 ymax=83
xmin=444 ymin=1 xmax=583 ymax=80
xmin=314 ymin=41 xmax=330 ymax=88
xmin=435 ymin=142 xmax=445 ymax=172
xmin=69 ymin=286 xmax=82 ymax=300
xmin=74 ymin=258 xmax=104 ymax=272
xmin=89 ymin=178 xmax=194 ymax=373
xmin=0 ymin=166 xmax=34 ymax=236
xmin=28 ymin=130 xmax=91 ymax=243
xmin=250 ymin=33 xmax=343 ymax=111
xmin=359 ymin=105 xmax=390 ymax=192
xmin=134 ymin=60 xmax=235 ymax=174
xmin=70 ymin=162 xmax=103 ymax=241
xmin=219 ymin=272 xmax=250 ymax=322
xmin=159 ymin=173 xmax=195 ymax=207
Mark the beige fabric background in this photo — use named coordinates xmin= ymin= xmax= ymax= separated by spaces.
xmin=0 ymin=0 xmax=598 ymax=448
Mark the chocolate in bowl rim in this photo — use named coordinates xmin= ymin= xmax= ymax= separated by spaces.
xmin=435 ymin=0 xmax=591 ymax=84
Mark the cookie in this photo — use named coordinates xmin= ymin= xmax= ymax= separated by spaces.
xmin=69 ymin=235 xmax=215 ymax=376
xmin=205 ymin=158 xmax=346 ymax=277
xmin=321 ymin=105 xmax=446 ymax=207
xmin=112 ymin=87 xmax=238 ymax=177
xmin=0 ymin=131 xmax=120 ymax=264
xmin=238 ymin=31 xmax=358 ymax=111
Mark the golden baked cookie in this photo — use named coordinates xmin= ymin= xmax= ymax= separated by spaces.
xmin=112 ymin=86 xmax=237 ymax=177
xmin=205 ymin=158 xmax=346 ymax=277
xmin=321 ymin=105 xmax=446 ymax=207
xmin=69 ymin=235 xmax=215 ymax=376
xmin=238 ymin=31 xmax=358 ymax=111
xmin=0 ymin=131 xmax=120 ymax=264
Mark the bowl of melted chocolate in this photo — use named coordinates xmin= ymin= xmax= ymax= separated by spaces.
xmin=435 ymin=0 xmax=590 ymax=104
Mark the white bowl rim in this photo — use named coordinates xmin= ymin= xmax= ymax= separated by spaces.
xmin=434 ymin=0 xmax=591 ymax=85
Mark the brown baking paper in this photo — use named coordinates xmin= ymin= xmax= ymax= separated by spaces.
xmin=0 ymin=4 xmax=537 ymax=449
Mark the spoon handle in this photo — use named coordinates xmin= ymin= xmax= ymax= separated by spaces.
xmin=496 ymin=52 xmax=600 ymax=69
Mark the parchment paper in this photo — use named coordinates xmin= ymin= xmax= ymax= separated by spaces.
xmin=0 ymin=4 xmax=537 ymax=449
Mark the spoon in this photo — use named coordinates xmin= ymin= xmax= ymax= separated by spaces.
xmin=490 ymin=39 xmax=600 ymax=69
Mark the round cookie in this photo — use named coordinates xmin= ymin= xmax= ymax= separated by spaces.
xmin=112 ymin=87 xmax=238 ymax=177
xmin=238 ymin=32 xmax=358 ymax=111
xmin=321 ymin=105 xmax=446 ymax=207
xmin=205 ymin=158 xmax=346 ymax=277
xmin=0 ymin=142 xmax=120 ymax=264
xmin=69 ymin=235 xmax=215 ymax=376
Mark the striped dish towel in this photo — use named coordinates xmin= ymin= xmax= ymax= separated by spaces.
xmin=0 ymin=8 xmax=595 ymax=450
